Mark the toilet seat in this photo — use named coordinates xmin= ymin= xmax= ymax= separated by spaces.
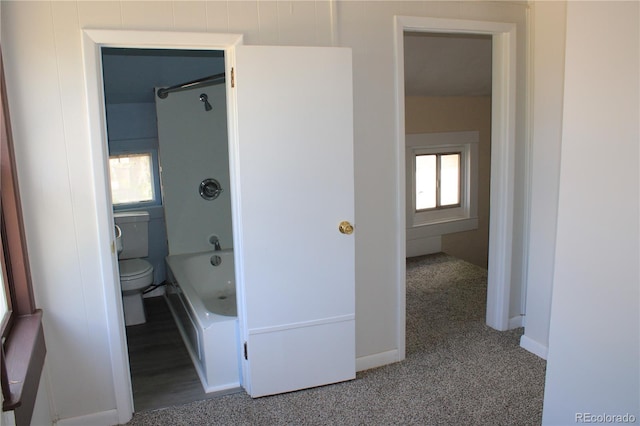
xmin=119 ymin=258 xmax=153 ymax=281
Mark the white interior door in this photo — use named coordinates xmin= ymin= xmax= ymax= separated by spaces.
xmin=233 ymin=45 xmax=355 ymax=398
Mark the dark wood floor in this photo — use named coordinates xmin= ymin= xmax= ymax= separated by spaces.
xmin=126 ymin=296 xmax=239 ymax=412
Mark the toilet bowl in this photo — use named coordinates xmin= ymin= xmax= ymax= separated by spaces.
xmin=119 ymin=258 xmax=154 ymax=292
xmin=119 ymin=258 xmax=154 ymax=326
xmin=114 ymin=211 xmax=154 ymax=326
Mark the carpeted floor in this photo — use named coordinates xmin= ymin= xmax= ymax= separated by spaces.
xmin=125 ymin=253 xmax=546 ymax=425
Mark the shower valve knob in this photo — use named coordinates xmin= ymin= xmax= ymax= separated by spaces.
xmin=200 ymin=178 xmax=223 ymax=200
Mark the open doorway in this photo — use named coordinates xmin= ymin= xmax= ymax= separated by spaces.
xmin=403 ymin=31 xmax=492 ymax=267
xmin=84 ymin=30 xmax=356 ymax=421
xmin=101 ymin=47 xmax=240 ymax=412
xmin=82 ymin=31 xmax=244 ymax=422
xmin=403 ymin=30 xmax=493 ymax=358
xmin=394 ymin=17 xmax=518 ymax=359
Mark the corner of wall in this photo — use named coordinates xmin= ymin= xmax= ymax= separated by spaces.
xmin=520 ymin=334 xmax=548 ymax=360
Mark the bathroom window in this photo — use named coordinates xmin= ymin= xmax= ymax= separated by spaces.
xmin=109 ymin=152 xmax=159 ymax=207
xmin=406 ymin=131 xmax=479 ymax=233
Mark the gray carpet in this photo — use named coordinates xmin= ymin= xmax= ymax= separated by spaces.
xmin=126 ymin=253 xmax=546 ymax=425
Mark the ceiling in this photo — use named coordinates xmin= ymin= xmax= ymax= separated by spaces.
xmin=101 ymin=34 xmax=492 ymax=104
xmin=102 ymin=48 xmax=225 ymax=104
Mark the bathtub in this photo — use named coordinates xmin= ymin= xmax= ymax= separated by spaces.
xmin=164 ymin=249 xmax=240 ymax=393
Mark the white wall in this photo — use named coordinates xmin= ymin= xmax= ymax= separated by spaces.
xmin=30 ymin=366 xmax=54 ymax=426
xmin=0 ymin=1 xmax=529 ymax=423
xmin=542 ymin=1 xmax=639 ymax=423
xmin=157 ymin=84 xmax=233 ymax=255
xmin=520 ymin=0 xmax=566 ymax=359
xmin=338 ymin=0 xmax=529 ymax=349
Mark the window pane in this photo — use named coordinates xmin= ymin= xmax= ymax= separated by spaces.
xmin=109 ymin=153 xmax=154 ymax=205
xmin=0 ymin=269 xmax=7 ymax=324
xmin=416 ymin=154 xmax=436 ymax=210
xmin=440 ymin=153 xmax=460 ymax=206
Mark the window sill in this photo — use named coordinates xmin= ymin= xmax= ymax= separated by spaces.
xmin=407 ymin=217 xmax=479 ymax=239
xmin=2 ymin=310 xmax=46 ymax=426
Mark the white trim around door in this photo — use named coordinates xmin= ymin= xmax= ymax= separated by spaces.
xmin=393 ymin=16 xmax=517 ymax=361
xmin=81 ymin=29 xmax=243 ymax=424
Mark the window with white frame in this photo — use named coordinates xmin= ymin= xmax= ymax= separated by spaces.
xmin=109 ymin=152 xmax=154 ymax=205
xmin=107 ymin=138 xmax=162 ymax=209
xmin=415 ymin=152 xmax=461 ymax=210
xmin=406 ymin=131 xmax=479 ymax=234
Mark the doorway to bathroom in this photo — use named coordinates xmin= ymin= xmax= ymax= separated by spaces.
xmin=85 ymin=30 xmax=356 ymax=420
xmin=101 ymin=46 xmax=235 ymax=411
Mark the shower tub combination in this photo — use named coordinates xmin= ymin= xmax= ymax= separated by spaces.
xmin=164 ymin=249 xmax=240 ymax=393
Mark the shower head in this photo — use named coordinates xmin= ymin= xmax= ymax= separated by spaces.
xmin=199 ymin=93 xmax=213 ymax=112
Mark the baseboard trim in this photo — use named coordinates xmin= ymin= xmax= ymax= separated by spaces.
xmin=356 ymin=349 xmax=400 ymax=372
xmin=508 ymin=315 xmax=524 ymax=329
xmin=55 ymin=409 xmax=122 ymax=426
xmin=406 ymin=236 xmax=441 ymax=258
xmin=520 ymin=335 xmax=548 ymax=360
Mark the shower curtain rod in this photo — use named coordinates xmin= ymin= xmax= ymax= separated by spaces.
xmin=156 ymin=72 xmax=225 ymax=99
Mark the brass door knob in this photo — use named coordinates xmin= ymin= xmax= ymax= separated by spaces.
xmin=338 ymin=221 xmax=354 ymax=235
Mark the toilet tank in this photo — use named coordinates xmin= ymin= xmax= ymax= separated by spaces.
xmin=114 ymin=211 xmax=150 ymax=259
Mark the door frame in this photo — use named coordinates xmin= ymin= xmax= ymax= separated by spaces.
xmin=393 ymin=17 xmax=517 ymax=359
xmin=81 ymin=29 xmax=243 ymax=423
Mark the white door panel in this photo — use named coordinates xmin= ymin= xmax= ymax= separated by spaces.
xmin=233 ymin=45 xmax=355 ymax=397
xmin=248 ymin=318 xmax=355 ymax=398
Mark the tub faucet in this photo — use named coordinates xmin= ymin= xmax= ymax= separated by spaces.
xmin=212 ymin=237 xmax=221 ymax=251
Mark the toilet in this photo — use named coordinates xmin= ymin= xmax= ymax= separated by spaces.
xmin=114 ymin=211 xmax=154 ymax=326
